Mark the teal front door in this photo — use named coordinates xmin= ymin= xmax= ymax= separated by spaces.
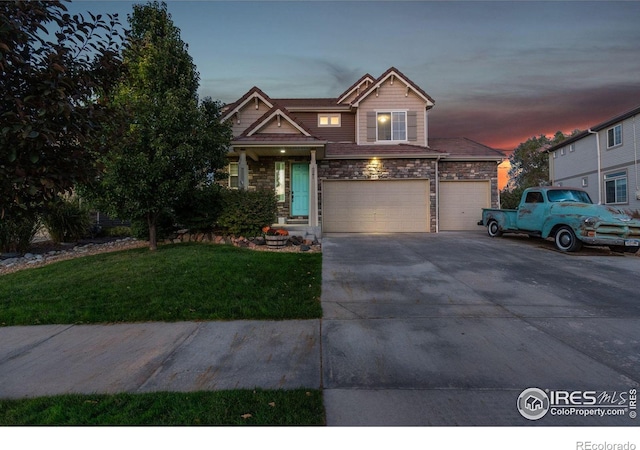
xmin=291 ymin=163 xmax=309 ymax=216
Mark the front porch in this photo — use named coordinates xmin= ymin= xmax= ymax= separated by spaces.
xmin=228 ymin=145 xmax=323 ymax=239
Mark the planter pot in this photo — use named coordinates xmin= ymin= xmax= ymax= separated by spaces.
xmin=265 ymin=235 xmax=289 ymax=249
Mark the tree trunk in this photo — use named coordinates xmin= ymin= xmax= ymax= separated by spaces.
xmin=148 ymin=213 xmax=158 ymax=251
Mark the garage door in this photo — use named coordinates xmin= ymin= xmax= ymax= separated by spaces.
xmin=439 ymin=180 xmax=490 ymax=230
xmin=322 ymin=180 xmax=430 ymax=232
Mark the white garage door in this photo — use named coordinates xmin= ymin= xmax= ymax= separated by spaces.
xmin=439 ymin=180 xmax=490 ymax=230
xmin=322 ymin=180 xmax=430 ymax=233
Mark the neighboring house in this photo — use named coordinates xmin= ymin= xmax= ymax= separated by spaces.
xmin=547 ymin=105 xmax=640 ymax=211
xmin=221 ymin=67 xmax=504 ymax=236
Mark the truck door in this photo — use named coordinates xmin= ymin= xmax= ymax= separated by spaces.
xmin=517 ymin=190 xmax=545 ymax=232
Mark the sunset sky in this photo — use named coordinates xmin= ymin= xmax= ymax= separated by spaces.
xmin=64 ymin=0 xmax=640 ymax=151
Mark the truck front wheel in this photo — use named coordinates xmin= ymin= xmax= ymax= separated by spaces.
xmin=487 ymin=220 xmax=503 ymax=238
xmin=554 ymin=226 xmax=583 ymax=252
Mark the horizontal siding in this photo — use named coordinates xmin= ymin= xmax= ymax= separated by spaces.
xmin=356 ymin=79 xmax=427 ymax=145
xmin=293 ymin=111 xmax=356 ymax=142
xmin=552 ymin=112 xmax=640 ymax=210
xmin=552 ymin=134 xmax=598 ymax=181
xmin=601 ymin=116 xmax=638 ymax=168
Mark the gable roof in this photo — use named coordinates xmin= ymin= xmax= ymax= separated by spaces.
xmin=274 ymin=98 xmax=347 ymax=111
xmin=238 ymin=104 xmax=316 ymax=138
xmin=545 ymin=103 xmax=640 ymax=153
xmin=350 ymin=67 xmax=435 ymax=108
xmin=221 ymin=86 xmax=273 ymax=122
xmin=429 ymin=138 xmax=505 ymax=160
xmin=337 ymin=73 xmax=376 ymax=104
xmin=325 ymin=142 xmax=445 ymax=159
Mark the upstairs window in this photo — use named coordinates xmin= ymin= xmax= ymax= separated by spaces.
xmin=318 ymin=114 xmax=341 ymax=127
xmin=604 ymin=171 xmax=627 ymax=204
xmin=607 ymin=124 xmax=622 ymax=148
xmin=377 ymin=111 xmax=406 ymax=141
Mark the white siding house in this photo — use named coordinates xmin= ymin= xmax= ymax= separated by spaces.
xmin=547 ymin=105 xmax=640 ymax=212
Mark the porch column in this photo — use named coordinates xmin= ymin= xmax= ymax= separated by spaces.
xmin=238 ymin=150 xmax=249 ymax=190
xmin=309 ymin=150 xmax=319 ymax=226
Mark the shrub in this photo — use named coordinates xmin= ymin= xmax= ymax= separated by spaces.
xmin=0 ymin=209 xmax=40 ymax=253
xmin=500 ymin=186 xmax=526 ymax=210
xmin=104 ymin=226 xmax=133 ymax=237
xmin=217 ymin=189 xmax=277 ymax=236
xmin=42 ymin=197 xmax=91 ymax=243
xmin=174 ymin=184 xmax=224 ymax=232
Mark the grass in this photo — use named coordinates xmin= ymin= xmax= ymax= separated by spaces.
xmin=0 ymin=389 xmax=325 ymax=425
xmin=0 ymin=243 xmax=322 ymax=325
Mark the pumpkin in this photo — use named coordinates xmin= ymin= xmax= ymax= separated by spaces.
xmin=276 ymin=229 xmax=289 ymax=236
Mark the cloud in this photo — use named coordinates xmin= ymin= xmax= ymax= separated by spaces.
xmin=430 ymin=83 xmax=640 ymax=150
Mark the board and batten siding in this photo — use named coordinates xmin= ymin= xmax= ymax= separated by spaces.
xmin=356 ymin=79 xmax=427 ymax=146
xmin=260 ymin=117 xmax=301 ymax=134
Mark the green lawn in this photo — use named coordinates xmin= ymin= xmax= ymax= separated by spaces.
xmin=0 ymin=389 xmax=325 ymax=425
xmin=0 ymin=243 xmax=322 ymax=325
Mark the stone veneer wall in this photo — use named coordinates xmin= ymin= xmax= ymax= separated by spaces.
xmin=438 ymin=161 xmax=500 ymax=208
xmin=229 ymin=156 xmax=499 ymax=231
xmin=318 ymin=159 xmax=438 ymax=232
xmin=245 ymin=156 xmax=309 ymax=219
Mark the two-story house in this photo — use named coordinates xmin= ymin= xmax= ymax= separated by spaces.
xmin=221 ymin=67 xmax=505 ymax=236
xmin=547 ymin=104 xmax=640 ymax=211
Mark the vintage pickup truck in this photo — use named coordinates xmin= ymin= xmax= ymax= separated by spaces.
xmin=478 ymin=186 xmax=640 ymax=252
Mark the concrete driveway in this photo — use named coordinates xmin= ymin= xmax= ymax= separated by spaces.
xmin=321 ymin=231 xmax=640 ymax=425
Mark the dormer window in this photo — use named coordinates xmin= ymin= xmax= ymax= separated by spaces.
xmin=318 ymin=113 xmax=341 ymax=127
xmin=377 ymin=111 xmax=407 ymax=141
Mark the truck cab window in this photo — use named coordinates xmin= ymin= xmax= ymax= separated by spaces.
xmin=525 ymin=192 xmax=544 ymax=203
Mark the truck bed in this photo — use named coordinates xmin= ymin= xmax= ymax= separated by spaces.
xmin=480 ymin=208 xmax=518 ymax=230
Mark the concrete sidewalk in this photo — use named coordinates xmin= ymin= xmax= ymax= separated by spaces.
xmin=2 ymin=232 xmax=639 ymax=427
xmin=0 ymin=320 xmax=321 ymax=398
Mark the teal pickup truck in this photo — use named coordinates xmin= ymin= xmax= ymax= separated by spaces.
xmin=479 ymin=186 xmax=640 ymax=252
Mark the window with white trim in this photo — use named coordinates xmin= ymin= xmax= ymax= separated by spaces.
xmin=607 ymin=124 xmax=622 ymax=148
xmin=581 ymin=177 xmax=588 ymax=187
xmin=275 ymin=162 xmax=285 ymax=202
xmin=318 ymin=114 xmax=341 ymax=127
xmin=604 ymin=171 xmax=627 ymax=204
xmin=377 ymin=111 xmax=407 ymax=141
xmin=228 ymin=162 xmax=239 ymax=189
xmin=569 ymin=144 xmax=575 ymax=152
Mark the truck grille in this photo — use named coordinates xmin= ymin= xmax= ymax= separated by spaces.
xmin=595 ymin=223 xmax=640 ymax=239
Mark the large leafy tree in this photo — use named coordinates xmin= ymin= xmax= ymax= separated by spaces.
xmin=91 ymin=2 xmax=231 ymax=250
xmin=502 ymin=131 xmax=580 ymax=208
xmin=0 ymin=0 xmax=124 ymax=219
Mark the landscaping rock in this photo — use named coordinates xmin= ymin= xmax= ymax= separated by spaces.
xmin=0 ymin=237 xmax=146 ymax=275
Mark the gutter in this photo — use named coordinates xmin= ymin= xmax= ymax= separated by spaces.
xmin=587 ymin=129 xmax=602 ymax=204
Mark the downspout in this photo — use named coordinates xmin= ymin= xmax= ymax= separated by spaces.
xmin=587 ymin=129 xmax=602 ymax=204
xmin=435 ymin=156 xmax=441 ymax=233
xmin=633 ymin=115 xmax=639 ymax=200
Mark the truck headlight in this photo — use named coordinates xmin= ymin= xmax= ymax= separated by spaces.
xmin=583 ymin=217 xmax=598 ymax=226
